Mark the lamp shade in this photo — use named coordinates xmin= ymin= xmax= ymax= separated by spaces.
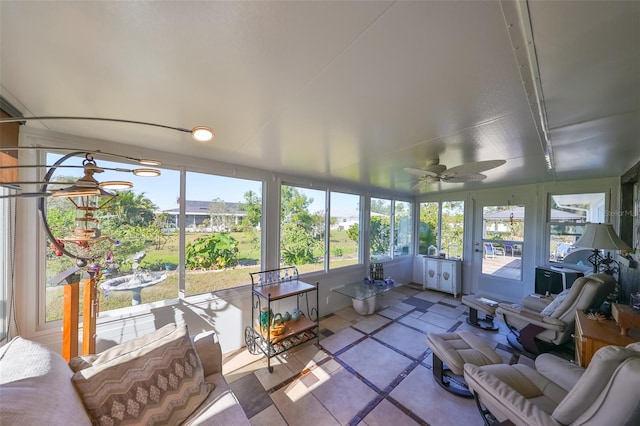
xmin=573 ymin=223 xmax=631 ymax=251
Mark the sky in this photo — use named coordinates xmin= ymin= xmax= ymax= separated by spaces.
xmin=46 ymin=154 xmax=354 ymax=214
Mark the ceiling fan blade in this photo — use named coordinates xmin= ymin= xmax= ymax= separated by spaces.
xmin=441 ymin=160 xmax=506 ymax=177
xmin=424 ymin=164 xmax=447 ymax=174
xmin=404 ymin=167 xmax=439 ymax=177
xmin=442 ymin=173 xmax=487 ymax=183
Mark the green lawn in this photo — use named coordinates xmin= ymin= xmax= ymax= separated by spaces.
xmin=45 ymin=229 xmax=360 ymax=321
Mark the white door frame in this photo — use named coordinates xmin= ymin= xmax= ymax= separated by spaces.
xmin=470 ymin=190 xmax=537 ymax=302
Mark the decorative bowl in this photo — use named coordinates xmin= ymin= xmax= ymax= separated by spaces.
xmin=271 ymin=323 xmax=286 ymax=336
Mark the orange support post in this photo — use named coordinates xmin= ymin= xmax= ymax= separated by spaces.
xmin=82 ymin=273 xmax=98 ymax=355
xmin=62 ymin=281 xmax=80 ymax=362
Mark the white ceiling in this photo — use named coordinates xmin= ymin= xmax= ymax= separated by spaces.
xmin=1 ymin=1 xmax=639 ymax=195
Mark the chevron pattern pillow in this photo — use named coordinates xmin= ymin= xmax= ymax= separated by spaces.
xmin=71 ymin=323 xmax=212 ymax=426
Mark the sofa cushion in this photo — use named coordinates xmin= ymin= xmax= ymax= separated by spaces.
xmin=540 ymin=289 xmax=569 ymax=316
xmin=0 ymin=336 xmax=92 ymax=425
xmin=71 ymin=323 xmax=213 ymax=425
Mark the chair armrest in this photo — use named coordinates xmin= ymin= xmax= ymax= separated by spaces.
xmin=535 ymin=354 xmax=584 ymax=392
xmin=496 ymin=304 xmax=565 ymax=331
xmin=192 ymin=330 xmax=223 ymax=376
xmin=496 ymin=302 xmax=523 ymax=314
xmin=541 ymin=316 xmax=565 ymax=330
xmin=464 ymin=364 xmax=562 ymax=426
xmin=523 ymin=295 xmax=553 ymax=312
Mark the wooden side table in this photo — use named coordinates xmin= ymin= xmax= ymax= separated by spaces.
xmin=574 ymin=310 xmax=640 ymax=367
xmin=611 ymin=303 xmax=640 ymax=336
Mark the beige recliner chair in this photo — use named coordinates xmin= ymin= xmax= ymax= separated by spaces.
xmin=496 ymin=273 xmax=615 ymax=354
xmin=463 ymin=342 xmax=640 ymax=426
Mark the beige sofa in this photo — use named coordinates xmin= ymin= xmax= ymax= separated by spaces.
xmin=0 ymin=323 xmax=250 ymax=425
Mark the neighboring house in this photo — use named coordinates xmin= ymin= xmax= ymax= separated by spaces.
xmin=162 ymin=200 xmax=246 ymax=232
xmin=330 ymin=211 xmax=360 ymax=231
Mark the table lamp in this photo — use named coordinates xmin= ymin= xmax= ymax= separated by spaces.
xmin=573 ymin=223 xmax=630 ymax=274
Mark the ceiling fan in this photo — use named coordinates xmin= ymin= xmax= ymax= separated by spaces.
xmin=404 ymin=159 xmax=506 ymax=188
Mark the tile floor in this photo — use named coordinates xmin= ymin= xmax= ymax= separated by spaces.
xmin=222 ymin=285 xmax=534 ymax=426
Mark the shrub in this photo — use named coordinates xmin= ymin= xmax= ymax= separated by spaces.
xmin=185 ymin=233 xmax=239 ymax=270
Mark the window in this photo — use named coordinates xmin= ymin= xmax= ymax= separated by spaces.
xmin=441 ymin=201 xmax=464 ymax=259
xmin=394 ymin=200 xmax=412 ymax=256
xmin=44 ymin=154 xmax=179 ymax=321
xmin=418 ymin=201 xmax=465 ymax=259
xmin=280 ymin=185 xmax=326 ymax=274
xmin=370 ymin=198 xmax=392 ymax=260
xmin=329 ymin=192 xmax=360 ymax=269
xmin=184 ymin=172 xmax=262 ymax=296
xmin=43 ymin=157 xmax=267 ymax=319
xmin=369 ymin=198 xmax=413 ymax=260
xmin=548 ymin=193 xmax=605 ymax=264
xmin=482 ymin=205 xmax=524 ymax=279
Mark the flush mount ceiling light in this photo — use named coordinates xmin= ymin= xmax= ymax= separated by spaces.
xmin=191 ymin=126 xmax=215 ymax=142
xmin=0 ymin=116 xmax=215 ymax=143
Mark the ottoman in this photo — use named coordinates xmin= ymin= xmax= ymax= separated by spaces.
xmin=426 ymin=331 xmax=503 ymax=398
xmin=462 ymin=294 xmax=500 ymax=331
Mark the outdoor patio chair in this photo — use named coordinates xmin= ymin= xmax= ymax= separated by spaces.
xmin=484 ymin=243 xmax=504 ymax=259
xmin=504 ymin=244 xmax=521 ymax=256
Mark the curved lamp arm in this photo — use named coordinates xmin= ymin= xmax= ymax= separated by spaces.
xmin=0 ymin=116 xmax=214 ymax=142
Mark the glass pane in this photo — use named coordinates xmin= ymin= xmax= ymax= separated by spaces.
xmin=280 ymin=185 xmax=326 ymax=274
xmin=394 ymin=201 xmax=412 ymax=256
xmin=482 ymin=205 xmax=524 ymax=279
xmin=44 ymin=153 xmax=179 ymax=321
xmin=548 ymin=193 xmax=605 ymax=264
xmin=441 ymin=201 xmax=464 ymax=260
xmin=370 ymin=198 xmax=391 ymax=260
xmin=329 ymin=192 xmax=360 ymax=269
xmin=418 ymin=202 xmax=439 ymax=255
xmin=184 ymin=172 xmax=263 ymax=295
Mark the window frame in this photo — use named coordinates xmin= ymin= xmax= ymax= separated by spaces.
xmin=545 ymin=192 xmax=607 ymax=266
xmin=369 ymin=196 xmax=413 ymax=262
xmin=418 ymin=199 xmax=465 ymax=260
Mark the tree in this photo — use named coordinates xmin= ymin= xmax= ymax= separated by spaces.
xmin=419 ymin=202 xmax=438 ymax=254
xmin=347 ymin=223 xmax=359 ymax=243
xmin=103 ymin=190 xmax=158 ymax=228
xmin=369 ymin=216 xmax=390 ymax=257
xmin=280 ymin=186 xmax=320 ymax=264
xmin=371 ymin=199 xmax=391 ymax=215
xmin=208 ymin=197 xmax=230 ymax=231
xmin=239 ymin=190 xmax=262 ymax=229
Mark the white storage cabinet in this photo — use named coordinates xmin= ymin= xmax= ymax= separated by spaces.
xmin=423 ymin=257 xmax=462 ymax=297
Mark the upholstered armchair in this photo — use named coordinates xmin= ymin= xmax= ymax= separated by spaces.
xmin=464 ymin=342 xmax=640 ymax=426
xmin=496 ymin=273 xmax=615 ymax=354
